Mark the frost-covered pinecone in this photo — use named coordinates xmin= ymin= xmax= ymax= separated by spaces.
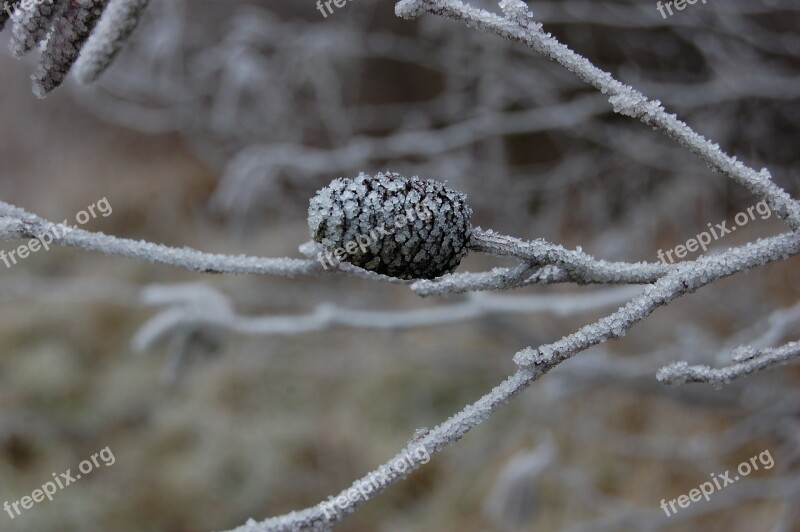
xmin=308 ymin=172 xmax=473 ymax=280
xmin=2 ymin=0 xmax=150 ymax=98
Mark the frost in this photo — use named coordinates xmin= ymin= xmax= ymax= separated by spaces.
xmin=32 ymin=0 xmax=108 ymax=99
xmin=307 ymin=172 xmax=473 ymax=280
xmin=72 ymin=0 xmax=149 ymax=83
xmin=3 ymin=0 xmax=151 ymax=96
xmin=498 ymin=0 xmax=528 ymax=20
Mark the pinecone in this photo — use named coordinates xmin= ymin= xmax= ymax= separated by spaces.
xmin=2 ymin=0 xmax=150 ymax=98
xmin=308 ymin=172 xmax=473 ymax=280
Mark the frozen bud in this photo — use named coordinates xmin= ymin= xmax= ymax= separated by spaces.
xmin=308 ymin=172 xmax=473 ymax=280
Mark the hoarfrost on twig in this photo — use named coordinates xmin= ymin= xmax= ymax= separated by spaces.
xmin=132 ymin=282 xmax=640 ymax=353
xmin=395 ymin=0 xmax=800 ymax=230
xmin=216 ymin=1 xmax=800 ymax=529
xmin=2 ymin=0 xmax=798 ymax=529
xmin=657 ymin=341 xmax=800 ymax=387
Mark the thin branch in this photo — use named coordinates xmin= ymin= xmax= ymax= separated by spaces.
xmin=0 ymin=200 xmax=406 ymax=283
xmin=224 ymin=232 xmax=798 ymax=531
xmin=411 ymin=227 xmax=675 ymax=297
xmin=132 ymin=282 xmax=640 ymax=352
xmin=224 ymin=368 xmax=539 ymax=532
xmin=657 ymin=340 xmax=800 ymax=386
xmin=512 ymin=232 xmax=800 ymax=367
xmin=0 ymin=201 xmax=677 ymax=295
xmin=395 ymin=0 xmax=800 ymax=231
xmin=410 ymin=262 xmax=540 ymax=296
xmin=469 ymin=228 xmax=673 ymax=284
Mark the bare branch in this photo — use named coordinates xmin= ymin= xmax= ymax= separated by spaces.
xmin=132 ymin=282 xmax=640 ymax=352
xmin=513 ymin=232 xmax=800 ymax=367
xmin=469 ymin=228 xmax=672 ymax=284
xmin=0 ymin=200 xmax=406 ymax=283
xmin=395 ymin=0 xmax=800 ymax=230
xmin=657 ymin=341 xmax=800 ymax=386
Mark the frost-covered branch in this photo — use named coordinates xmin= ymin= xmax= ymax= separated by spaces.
xmin=469 ymin=228 xmax=672 ymax=284
xmin=32 ymin=0 xmax=108 ymax=98
xmin=0 ymin=200 xmax=405 ymax=283
xmin=395 ymin=0 xmax=800 ymax=231
xmin=3 ymin=4 xmax=798 ymax=529
xmin=410 ymin=228 xmax=675 ymax=297
xmin=512 ymin=232 xmax=800 ymax=367
xmin=0 ymin=200 xmax=681 ymax=295
xmin=227 ymin=232 xmax=798 ymax=530
xmin=133 ymin=282 xmax=640 ymax=353
xmin=409 ymin=262 xmax=540 ymax=296
xmin=224 ymin=368 xmax=539 ymax=532
xmin=217 ymin=3 xmax=800 ymax=526
xmin=657 ymin=341 xmax=800 ymax=387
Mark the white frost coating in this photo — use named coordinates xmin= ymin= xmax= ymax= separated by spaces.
xmin=410 ymin=228 xmax=680 ymax=297
xmin=657 ymin=341 xmax=800 ymax=387
xmin=395 ymin=0 xmax=800 ymax=230
xmin=498 ymin=0 xmax=528 ymax=20
xmin=73 ymin=0 xmax=150 ymax=84
xmin=1 ymin=1 xmax=798 ymax=528
xmin=0 ymin=0 xmax=20 ymax=32
xmin=309 ymin=172 xmax=472 ymax=280
xmin=513 ymin=232 xmax=800 ymax=367
xmin=221 ymin=230 xmax=799 ymax=531
xmin=8 ymin=0 xmax=64 ymax=57
xmin=0 ymin=200 xmax=400 ymax=281
xmin=215 ymin=2 xmax=800 ymax=529
xmin=0 ymin=199 xmax=453 ymax=286
xmin=33 ymin=0 xmax=108 ymax=98
xmin=222 ymin=368 xmax=538 ymax=532
xmin=470 ymin=228 xmax=673 ymax=284
xmin=3 ymin=0 xmax=150 ymax=95
xmin=132 ymin=282 xmax=639 ymax=352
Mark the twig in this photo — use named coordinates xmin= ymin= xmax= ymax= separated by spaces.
xmin=657 ymin=340 xmax=800 ymax=386
xmin=132 ymin=282 xmax=640 ymax=352
xmin=469 ymin=228 xmax=673 ymax=284
xmin=512 ymin=232 xmax=800 ymax=367
xmin=223 ymin=231 xmax=798 ymax=531
xmin=0 ymin=200 xmax=405 ymax=283
xmin=395 ymin=0 xmax=800 ymax=231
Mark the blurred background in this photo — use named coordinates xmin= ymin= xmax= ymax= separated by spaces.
xmin=0 ymin=1 xmax=799 ymax=530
